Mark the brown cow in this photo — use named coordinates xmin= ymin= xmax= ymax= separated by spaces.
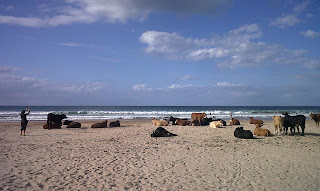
xmin=91 ymin=120 xmax=108 ymax=128
xmin=249 ymin=117 xmax=264 ymax=126
xmin=310 ymin=113 xmax=320 ymax=127
xmin=152 ymin=118 xmax=168 ymax=126
xmin=191 ymin=113 xmax=207 ymax=123
xmin=229 ymin=118 xmax=240 ymax=125
xmin=254 ymin=124 xmax=272 ymax=137
xmin=175 ymin=119 xmax=190 ymax=126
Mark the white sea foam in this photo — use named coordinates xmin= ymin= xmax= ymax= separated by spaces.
xmin=0 ymin=106 xmax=318 ymax=121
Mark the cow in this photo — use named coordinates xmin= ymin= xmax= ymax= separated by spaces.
xmin=209 ymin=120 xmax=224 ymax=128
xmin=201 ymin=117 xmax=214 ymax=126
xmin=63 ymin=120 xmax=73 ymax=125
xmin=152 ymin=118 xmax=168 ymax=126
xmin=66 ymin=122 xmax=81 ymax=128
xmin=310 ymin=113 xmax=320 ymax=127
xmin=229 ymin=118 xmax=240 ymax=126
xmin=169 ymin=116 xmax=179 ymax=125
xmin=47 ymin=113 xmax=67 ymax=130
xmin=272 ymin=116 xmax=284 ymax=135
xmin=169 ymin=116 xmax=188 ymax=125
xmin=249 ymin=117 xmax=264 ymax=126
xmin=219 ymin=119 xmax=227 ymax=126
xmin=282 ymin=112 xmax=306 ymax=136
xmin=43 ymin=122 xmax=61 ymax=129
xmin=109 ymin=120 xmax=120 ymax=127
xmin=151 ymin=127 xmax=177 ymax=137
xmin=191 ymin=120 xmax=201 ymax=126
xmin=91 ymin=120 xmax=108 ymax=128
xmin=175 ymin=119 xmax=190 ymax=126
xmin=254 ymin=124 xmax=272 ymax=137
xmin=234 ymin=127 xmax=254 ymax=139
xmin=191 ymin=113 xmax=207 ymax=124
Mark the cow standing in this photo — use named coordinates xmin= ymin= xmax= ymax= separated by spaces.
xmin=310 ymin=113 xmax=320 ymax=127
xmin=47 ymin=113 xmax=67 ymax=130
xmin=282 ymin=112 xmax=306 ymax=136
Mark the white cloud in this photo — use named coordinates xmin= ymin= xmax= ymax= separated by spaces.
xmin=133 ymin=84 xmax=147 ymax=90
xmin=301 ymin=30 xmax=320 ymax=38
xmin=229 ymin=24 xmax=260 ymax=34
xmin=139 ymin=31 xmax=198 ymax=59
xmin=168 ymin=84 xmax=192 ymax=89
xmin=59 ymin=43 xmax=82 ymax=47
xmin=188 ymin=48 xmax=229 ymax=61
xmin=270 ymin=15 xmax=300 ymax=28
xmin=216 ymin=82 xmax=243 ymax=87
xmin=0 ymin=0 xmax=232 ymax=27
xmin=180 ymin=74 xmax=194 ymax=81
xmin=140 ymin=24 xmax=319 ymax=69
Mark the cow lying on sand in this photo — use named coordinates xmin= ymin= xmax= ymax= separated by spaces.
xmin=234 ymin=127 xmax=254 ymax=139
xmin=91 ymin=120 xmax=108 ymax=128
xmin=66 ymin=122 xmax=81 ymax=128
xmin=109 ymin=120 xmax=120 ymax=127
xmin=249 ymin=117 xmax=264 ymax=126
xmin=151 ymin=127 xmax=177 ymax=137
xmin=209 ymin=120 xmax=224 ymax=128
xmin=230 ymin=118 xmax=240 ymax=126
xmin=254 ymin=124 xmax=272 ymax=137
xmin=43 ymin=122 xmax=60 ymax=129
xmin=152 ymin=118 xmax=168 ymax=126
xmin=175 ymin=119 xmax=190 ymax=126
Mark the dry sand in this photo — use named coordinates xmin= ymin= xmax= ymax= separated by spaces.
xmin=0 ymin=119 xmax=319 ymax=190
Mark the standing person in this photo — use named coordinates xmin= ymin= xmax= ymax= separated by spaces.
xmin=20 ymin=108 xmax=30 ymax=136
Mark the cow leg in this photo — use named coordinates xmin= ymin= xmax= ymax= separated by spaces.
xmin=301 ymin=124 xmax=305 ymax=136
xmin=290 ymin=126 xmax=295 ymax=135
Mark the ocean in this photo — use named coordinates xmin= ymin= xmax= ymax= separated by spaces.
xmin=0 ymin=106 xmax=319 ymax=122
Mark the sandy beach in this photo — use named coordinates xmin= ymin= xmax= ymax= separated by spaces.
xmin=0 ymin=119 xmax=319 ymax=190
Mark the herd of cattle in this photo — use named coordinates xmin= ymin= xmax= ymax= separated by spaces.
xmin=151 ymin=112 xmax=320 ymax=138
xmin=43 ymin=112 xmax=320 ymax=139
xmin=43 ymin=113 xmax=121 ymax=129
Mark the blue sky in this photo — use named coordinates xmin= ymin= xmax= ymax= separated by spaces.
xmin=0 ymin=0 xmax=319 ymax=106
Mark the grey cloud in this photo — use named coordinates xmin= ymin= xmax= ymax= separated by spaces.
xmin=0 ymin=0 xmax=233 ymax=27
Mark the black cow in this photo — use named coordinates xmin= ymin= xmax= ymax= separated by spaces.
xmin=282 ymin=112 xmax=306 ymax=136
xmin=234 ymin=127 xmax=254 ymax=139
xmin=47 ymin=113 xmax=67 ymax=130
xmin=151 ymin=127 xmax=177 ymax=137
xmin=201 ymin=117 xmax=214 ymax=126
xmin=169 ymin=116 xmax=188 ymax=125
xmin=63 ymin=120 xmax=73 ymax=125
xmin=109 ymin=120 xmax=120 ymax=127
xmin=66 ymin=122 xmax=81 ymax=128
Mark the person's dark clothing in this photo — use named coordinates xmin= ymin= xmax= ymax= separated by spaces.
xmin=21 ymin=109 xmax=30 ymax=131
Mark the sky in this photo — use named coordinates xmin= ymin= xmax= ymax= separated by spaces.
xmin=0 ymin=0 xmax=319 ymax=106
